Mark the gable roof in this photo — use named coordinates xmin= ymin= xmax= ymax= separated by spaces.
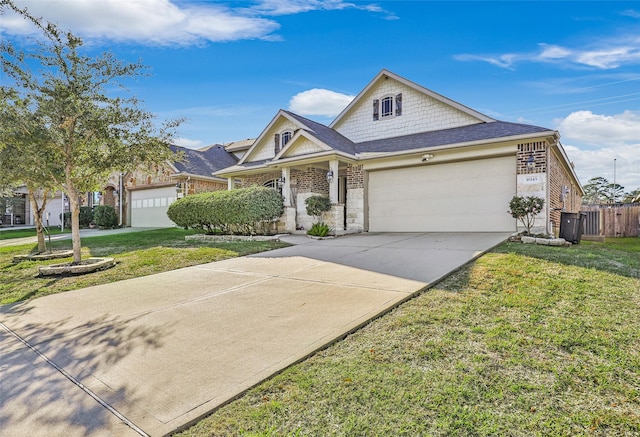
xmin=354 ymin=121 xmax=554 ymax=154
xmin=330 ymin=69 xmax=494 ymax=129
xmin=282 ymin=111 xmax=356 ymax=155
xmin=170 ymin=144 xmax=238 ymax=178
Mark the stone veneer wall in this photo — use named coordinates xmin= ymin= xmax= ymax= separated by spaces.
xmin=346 ymin=164 xmax=365 ymax=232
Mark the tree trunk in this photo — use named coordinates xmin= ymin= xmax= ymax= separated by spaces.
xmin=66 ymin=185 xmax=82 ymax=264
xmin=28 ymin=188 xmax=49 ymax=253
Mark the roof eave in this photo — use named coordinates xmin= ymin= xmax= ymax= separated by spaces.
xmin=356 ymin=130 xmax=558 ymax=161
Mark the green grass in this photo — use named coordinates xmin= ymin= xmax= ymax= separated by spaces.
xmin=176 ymin=238 xmax=640 ymax=437
xmin=0 ymin=227 xmax=66 ymax=239
xmin=0 ymin=228 xmax=288 ymax=304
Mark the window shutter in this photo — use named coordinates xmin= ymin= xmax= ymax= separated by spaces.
xmin=373 ymin=99 xmax=379 ymax=121
xmin=395 ymin=93 xmax=402 ymax=116
xmin=274 ymin=133 xmax=280 ymax=154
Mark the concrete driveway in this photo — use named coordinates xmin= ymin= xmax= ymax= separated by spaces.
xmin=0 ymin=232 xmax=509 ymax=436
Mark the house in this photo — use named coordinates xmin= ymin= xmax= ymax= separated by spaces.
xmin=216 ymin=69 xmax=583 ymax=235
xmin=102 ymin=144 xmax=238 ymax=228
xmin=0 ymin=187 xmax=65 ymax=228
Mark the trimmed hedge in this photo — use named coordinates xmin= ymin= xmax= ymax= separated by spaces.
xmin=93 ymin=205 xmax=119 ymax=229
xmin=167 ymin=186 xmax=284 ymax=235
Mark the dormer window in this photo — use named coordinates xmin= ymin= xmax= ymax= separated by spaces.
xmin=373 ymin=93 xmax=402 ymax=121
xmin=275 ymin=130 xmax=293 ymax=154
xmin=281 ymin=130 xmax=293 ymax=147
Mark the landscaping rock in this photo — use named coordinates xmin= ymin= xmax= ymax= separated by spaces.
xmin=185 ymin=234 xmax=281 ymax=243
xmin=13 ymin=250 xmax=74 ymax=263
xmin=38 ymin=257 xmax=115 ymax=276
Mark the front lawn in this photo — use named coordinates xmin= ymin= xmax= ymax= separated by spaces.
xmin=0 ymin=228 xmax=288 ymax=304
xmin=176 ymin=238 xmax=640 ymax=437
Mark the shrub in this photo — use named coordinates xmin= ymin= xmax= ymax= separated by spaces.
xmin=508 ymin=195 xmax=545 ymax=235
xmin=305 ymin=195 xmax=331 ymax=223
xmin=78 ymin=206 xmax=94 ymax=227
xmin=166 ymin=186 xmax=284 ymax=235
xmin=93 ymin=205 xmax=119 ymax=229
xmin=307 ymin=222 xmax=330 ymax=237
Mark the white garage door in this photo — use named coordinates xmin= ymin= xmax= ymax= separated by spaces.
xmin=368 ymin=156 xmax=516 ymax=232
xmin=130 ymin=186 xmax=177 ymax=228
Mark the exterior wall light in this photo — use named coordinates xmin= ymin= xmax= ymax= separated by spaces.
xmin=421 ymin=153 xmax=434 ymax=162
xmin=326 ymin=169 xmax=334 ymax=183
xmin=526 ymin=154 xmax=535 ymax=169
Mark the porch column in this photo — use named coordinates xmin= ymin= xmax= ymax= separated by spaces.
xmin=329 ymin=159 xmax=339 ymax=204
xmin=227 ymin=177 xmax=235 ymax=190
xmin=281 ymin=167 xmax=291 ymax=206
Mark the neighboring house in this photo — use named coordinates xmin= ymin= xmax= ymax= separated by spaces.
xmin=0 ymin=187 xmax=65 ymax=228
xmin=216 ymin=69 xmax=583 ymax=235
xmin=103 ymin=144 xmax=238 ymax=228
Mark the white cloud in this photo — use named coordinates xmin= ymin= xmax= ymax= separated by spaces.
xmin=1 ymin=0 xmax=395 ymax=45
xmin=554 ymin=110 xmax=640 ymax=146
xmin=564 ymin=143 xmax=640 ymax=190
xmin=173 ymin=137 xmax=203 ymax=149
xmin=1 ymin=0 xmax=280 ymax=44
xmin=556 ymin=110 xmax=640 ymax=189
xmin=249 ymin=0 xmax=396 ymax=19
xmin=289 ymin=88 xmax=354 ymax=117
xmin=455 ymin=37 xmax=640 ymax=70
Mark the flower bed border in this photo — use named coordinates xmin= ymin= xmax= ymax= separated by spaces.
xmin=39 ymin=257 xmax=116 ymax=276
xmin=185 ymin=234 xmax=282 ymax=243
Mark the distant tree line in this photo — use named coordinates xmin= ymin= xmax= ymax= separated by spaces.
xmin=582 ymin=177 xmax=640 ymax=205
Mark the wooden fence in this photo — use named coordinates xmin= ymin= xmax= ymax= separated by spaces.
xmin=581 ymin=204 xmax=640 ymax=237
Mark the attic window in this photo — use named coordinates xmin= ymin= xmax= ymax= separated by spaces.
xmin=281 ymin=130 xmax=293 ymax=148
xmin=373 ymin=93 xmax=402 ymax=121
xmin=381 ymin=96 xmax=393 ymax=118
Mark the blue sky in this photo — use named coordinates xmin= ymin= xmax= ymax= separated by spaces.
xmin=2 ymin=0 xmax=639 ymax=191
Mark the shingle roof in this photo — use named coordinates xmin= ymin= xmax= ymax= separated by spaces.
xmin=354 ymin=121 xmax=553 ymax=154
xmin=170 ymin=144 xmax=238 ymax=177
xmin=283 ymin=111 xmax=357 ymax=154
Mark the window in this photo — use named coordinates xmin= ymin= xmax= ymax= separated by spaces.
xmin=263 ymin=179 xmax=282 ymax=194
xmin=373 ymin=93 xmax=402 ymax=121
xmin=381 ymin=96 xmax=393 ymax=118
xmin=281 ymin=130 xmax=293 ymax=148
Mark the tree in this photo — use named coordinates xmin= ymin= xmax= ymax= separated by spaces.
xmin=0 ymin=88 xmax=60 ymax=252
xmin=582 ymin=176 xmax=610 ymax=205
xmin=1 ymin=0 xmax=181 ymax=263
xmin=622 ymin=188 xmax=640 ymax=204
xmin=508 ymin=195 xmax=545 ymax=235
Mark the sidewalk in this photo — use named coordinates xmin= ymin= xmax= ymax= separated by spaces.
xmin=0 ymin=227 xmax=162 ymax=248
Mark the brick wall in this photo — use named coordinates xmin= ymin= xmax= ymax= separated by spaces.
xmin=517 ymin=141 xmax=546 ymax=174
xmin=186 ymin=179 xmax=227 ymax=195
xmin=548 ymin=149 xmax=583 ymax=229
xmin=293 ymin=167 xmax=329 ymax=194
xmin=347 ymin=164 xmax=364 ymax=189
xmin=241 ymin=171 xmax=282 ymax=187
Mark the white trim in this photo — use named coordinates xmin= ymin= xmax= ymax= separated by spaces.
xmin=239 ymin=110 xmax=308 ymax=164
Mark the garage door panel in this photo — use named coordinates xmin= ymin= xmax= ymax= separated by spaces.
xmin=368 ymin=157 xmax=516 ymax=232
xmin=130 ymin=186 xmax=177 ymax=228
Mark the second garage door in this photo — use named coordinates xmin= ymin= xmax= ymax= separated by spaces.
xmin=130 ymin=186 xmax=177 ymax=228
xmin=368 ymin=156 xmax=516 ymax=232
